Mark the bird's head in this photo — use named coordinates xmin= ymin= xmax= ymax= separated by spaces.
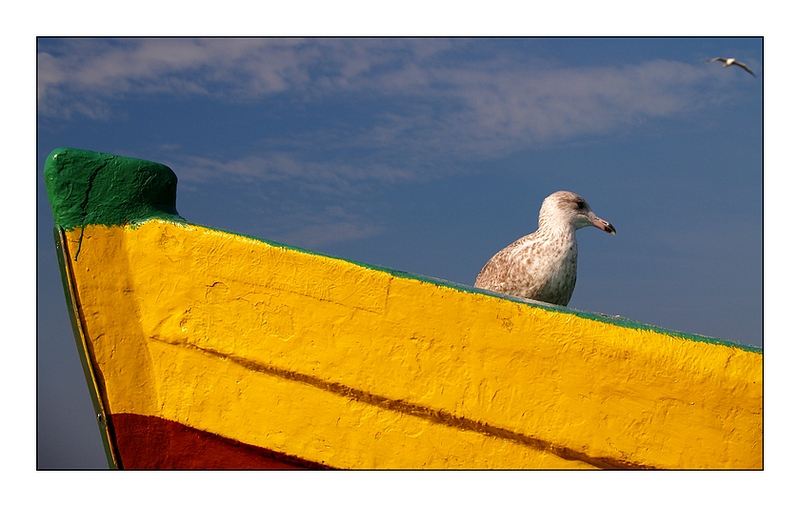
xmin=540 ymin=191 xmax=616 ymax=235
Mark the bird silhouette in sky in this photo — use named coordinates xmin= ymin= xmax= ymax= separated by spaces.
xmin=706 ymin=57 xmax=757 ymax=77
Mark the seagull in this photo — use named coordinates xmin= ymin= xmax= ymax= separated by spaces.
xmin=706 ymin=57 xmax=757 ymax=77
xmin=475 ymin=190 xmax=616 ymax=306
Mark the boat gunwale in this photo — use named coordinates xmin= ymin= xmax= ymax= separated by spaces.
xmin=101 ymin=216 xmax=762 ymax=355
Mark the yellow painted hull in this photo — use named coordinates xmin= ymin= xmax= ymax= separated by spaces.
xmin=45 ymin=148 xmax=762 ymax=470
xmin=57 ymin=219 xmax=762 ymax=469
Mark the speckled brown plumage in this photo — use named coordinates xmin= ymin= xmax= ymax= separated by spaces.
xmin=475 ymin=191 xmax=615 ymax=306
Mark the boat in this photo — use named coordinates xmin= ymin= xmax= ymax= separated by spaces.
xmin=44 ymin=147 xmax=763 ymax=470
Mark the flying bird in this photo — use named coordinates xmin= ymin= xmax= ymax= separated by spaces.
xmin=475 ymin=191 xmax=616 ymax=306
xmin=706 ymin=57 xmax=757 ymax=77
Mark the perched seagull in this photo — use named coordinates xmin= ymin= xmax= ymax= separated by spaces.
xmin=706 ymin=57 xmax=757 ymax=77
xmin=475 ymin=191 xmax=616 ymax=306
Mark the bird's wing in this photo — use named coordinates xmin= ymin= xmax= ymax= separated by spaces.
xmin=706 ymin=57 xmax=725 ymax=63
xmin=475 ymin=246 xmax=511 ymax=288
xmin=732 ymin=60 xmax=757 ymax=77
xmin=475 ymin=234 xmax=539 ymax=293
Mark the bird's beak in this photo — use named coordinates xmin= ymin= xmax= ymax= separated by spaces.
xmin=591 ymin=215 xmax=616 ymax=235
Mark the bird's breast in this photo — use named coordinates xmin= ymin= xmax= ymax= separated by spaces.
xmin=527 ymin=242 xmax=576 ymax=281
xmin=520 ymin=241 xmax=578 ymax=305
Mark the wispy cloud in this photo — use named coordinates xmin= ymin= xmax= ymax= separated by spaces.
xmin=38 ymin=38 xmax=314 ymax=117
xmin=274 ymin=210 xmax=385 ymax=250
xmin=169 ymin=152 xmax=418 ymax=191
xmin=38 ymin=38 xmax=750 ymax=247
xmin=39 ymin=39 xmax=732 ymax=132
xmin=158 ymin=150 xmax=412 ymax=248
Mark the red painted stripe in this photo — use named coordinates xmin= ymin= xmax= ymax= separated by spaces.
xmin=110 ymin=413 xmax=332 ymax=470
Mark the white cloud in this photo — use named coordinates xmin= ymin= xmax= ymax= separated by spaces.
xmin=38 ymin=38 xmax=750 ymax=248
xmin=38 ymin=39 xmax=764 ymax=252
xmin=276 ymin=217 xmax=385 ymax=250
xmin=37 ymin=38 xmax=317 ymax=117
xmin=39 ymin=38 xmax=751 ymax=184
xmin=39 ymin=39 xmax=732 ymax=132
xmin=170 ymin=152 xmax=418 ymax=191
xmin=382 ymin=59 xmax=723 ymax=155
xmin=39 ymin=38 xmax=749 ymax=186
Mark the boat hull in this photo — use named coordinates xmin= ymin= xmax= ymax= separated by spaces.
xmin=46 ymin=148 xmax=763 ymax=469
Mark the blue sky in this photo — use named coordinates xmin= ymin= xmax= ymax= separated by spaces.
xmin=37 ymin=37 xmax=763 ymax=470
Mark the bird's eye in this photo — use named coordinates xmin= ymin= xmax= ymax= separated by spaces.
xmin=576 ymin=201 xmax=586 ymax=210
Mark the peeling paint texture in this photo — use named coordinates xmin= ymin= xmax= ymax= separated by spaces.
xmin=46 ymin=149 xmax=763 ymax=470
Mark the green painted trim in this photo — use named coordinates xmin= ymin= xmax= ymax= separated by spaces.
xmin=53 ymin=226 xmax=119 ymax=469
xmin=44 ymin=147 xmax=184 ymax=231
xmin=43 ymin=148 xmax=761 ymax=355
